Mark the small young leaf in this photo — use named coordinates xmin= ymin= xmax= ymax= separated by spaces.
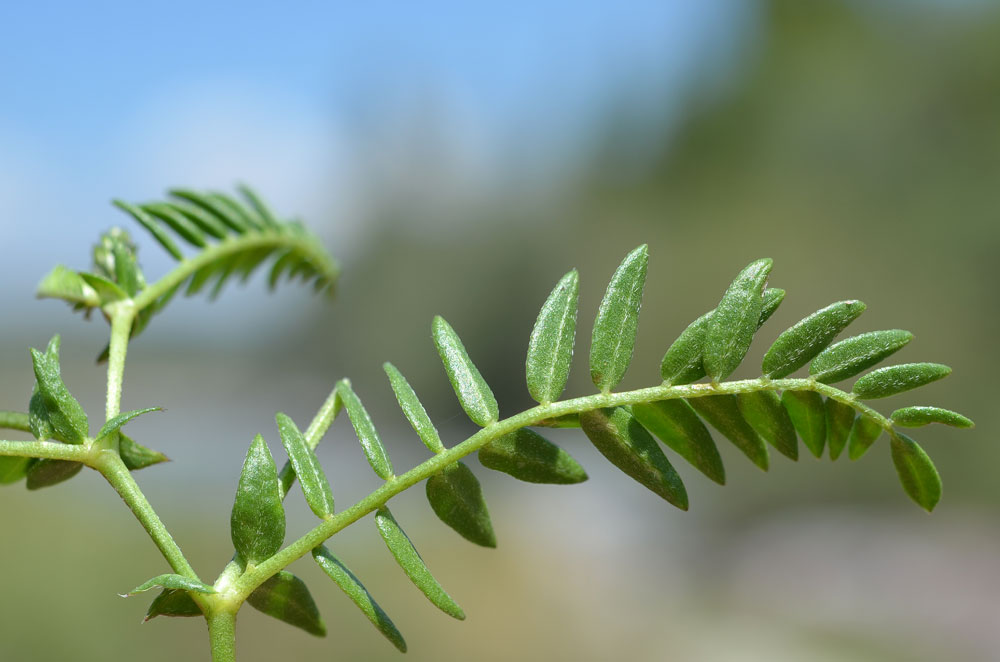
xmin=383 ymin=362 xmax=445 ymax=454
xmin=852 ymin=363 xmax=951 ymax=399
xmin=809 ymin=330 xmax=913 ymax=384
xmin=590 ymin=245 xmax=648 ymax=392
xmin=631 ymin=399 xmax=726 ymax=484
xmin=276 ymin=412 xmax=334 ymax=518
xmin=30 ymin=338 xmax=89 ymax=444
xmin=890 ymin=433 xmax=942 ymax=511
xmin=781 ymin=391 xmax=826 ymax=458
xmin=248 ymin=570 xmax=326 ymax=637
xmin=479 ymin=428 xmax=588 ymax=484
xmin=144 ymin=588 xmax=202 ymax=620
xmin=736 ymin=390 xmax=798 ymax=461
xmin=762 ymin=300 xmax=866 ymax=378
xmin=890 ymin=406 xmax=974 ymax=429
xmin=759 ymin=288 xmax=786 ymax=325
xmin=96 ymin=407 xmax=162 ymax=441
xmin=78 ymin=272 xmax=128 ymax=305
xmin=432 ymin=316 xmax=499 ymax=426
xmin=36 ymin=265 xmax=100 ymax=308
xmin=426 ymin=461 xmax=496 ymax=547
xmin=337 ymin=381 xmax=394 ymax=480
xmin=580 ymin=406 xmax=688 ymax=509
xmin=660 ymin=312 xmax=711 ymax=386
xmin=119 ymin=433 xmax=169 ymax=471
xmin=703 ymin=258 xmax=773 ymax=382
xmin=526 ymin=270 xmax=579 ymax=403
xmin=231 ymin=434 xmax=285 ymax=566
xmin=312 ymin=545 xmax=407 ymax=652
xmin=25 ymin=459 xmax=83 ymax=490
xmin=847 ymin=414 xmax=883 ymax=460
xmin=125 ymin=574 xmax=215 ymax=596
xmin=688 ymin=395 xmax=769 ymax=471
xmin=374 ymin=506 xmax=465 ymax=620
xmin=825 ymin=399 xmax=855 ymax=461
xmin=0 ymin=457 xmax=31 ymax=485
xmin=114 ymin=200 xmax=185 ymax=260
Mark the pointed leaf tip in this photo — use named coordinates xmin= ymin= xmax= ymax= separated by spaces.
xmin=704 ymin=258 xmax=772 ymax=382
xmin=479 ymin=428 xmax=588 ymax=484
xmin=781 ymin=390 xmax=827 ymax=459
xmin=248 ymin=570 xmax=326 ymax=637
xmin=590 ymin=246 xmax=648 ymax=392
xmin=526 ymin=269 xmax=579 ymax=403
xmin=230 ymin=434 xmax=285 ymax=565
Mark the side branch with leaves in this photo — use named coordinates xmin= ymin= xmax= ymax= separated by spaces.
xmin=0 ymin=188 xmax=973 ymax=661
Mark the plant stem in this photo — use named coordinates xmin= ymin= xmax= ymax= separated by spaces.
xmin=96 ymin=450 xmax=199 ymax=579
xmin=0 ymin=440 xmax=92 ymax=460
xmin=207 ymin=609 xmax=237 ymax=662
xmin=232 ymin=376 xmax=886 ymax=599
xmin=0 ymin=411 xmax=31 ymax=433
xmin=105 ymin=303 xmax=135 ymax=422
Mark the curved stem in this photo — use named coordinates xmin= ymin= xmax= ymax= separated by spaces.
xmin=232 ymin=376 xmax=888 ymax=599
xmin=207 ymin=609 xmax=237 ymax=662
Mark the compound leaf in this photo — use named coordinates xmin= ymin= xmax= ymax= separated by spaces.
xmin=891 ymin=407 xmax=974 ymax=428
xmin=847 ymin=414 xmax=884 ymax=460
xmin=248 ymin=570 xmax=326 ymax=637
xmin=312 ymin=546 xmax=406 ymax=652
xmin=853 ymin=363 xmax=951 ymax=399
xmin=590 ymin=245 xmax=648 ymax=392
xmin=337 ymin=380 xmax=394 ymax=480
xmin=580 ymin=406 xmax=688 ymax=509
xmin=426 ymin=461 xmax=496 ymax=547
xmin=526 ymin=270 xmax=579 ymax=403
xmin=762 ymin=300 xmax=866 ymax=378
xmin=688 ymin=395 xmax=769 ymax=471
xmin=276 ymin=412 xmax=334 ymax=519
xmin=231 ymin=434 xmax=285 ymax=566
xmin=384 ymin=362 xmax=445 ymax=454
xmin=737 ymin=390 xmax=798 ymax=461
xmin=479 ymin=428 xmax=587 ymax=484
xmin=825 ymin=398 xmax=855 ymax=461
xmin=375 ymin=506 xmax=465 ymax=620
xmin=809 ymin=330 xmax=913 ymax=384
xmin=704 ymin=258 xmax=772 ymax=382
xmin=631 ymin=399 xmax=726 ymax=484
xmin=890 ymin=433 xmax=941 ymax=511
xmin=781 ymin=391 xmax=826 ymax=458
xmin=433 ymin=316 xmax=499 ymax=427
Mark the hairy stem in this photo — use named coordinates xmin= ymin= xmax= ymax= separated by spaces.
xmin=105 ymin=303 xmax=136 ymax=423
xmin=231 ymin=376 xmax=886 ymax=600
xmin=207 ymin=609 xmax=237 ymax=662
xmin=0 ymin=440 xmax=92 ymax=461
xmin=0 ymin=411 xmax=31 ymax=433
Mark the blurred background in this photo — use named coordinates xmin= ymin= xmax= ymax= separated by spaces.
xmin=2 ymin=0 xmax=998 ymax=660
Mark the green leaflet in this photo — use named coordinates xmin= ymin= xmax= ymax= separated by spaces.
xmin=479 ymin=428 xmax=588 ymax=484
xmin=312 ymin=545 xmax=407 ymax=653
xmin=704 ymin=258 xmax=773 ymax=382
xmin=426 ymin=461 xmax=496 ymax=547
xmin=847 ymin=414 xmax=883 ymax=460
xmin=526 ymin=270 xmax=579 ymax=403
xmin=140 ymin=202 xmax=206 ymax=247
xmin=79 ymin=272 xmax=128 ymax=305
xmin=383 ymin=362 xmax=445 ymax=454
xmin=660 ymin=288 xmax=784 ymax=386
xmin=825 ymin=399 xmax=855 ymax=461
xmin=781 ymin=391 xmax=826 ymax=458
xmin=231 ymin=434 xmax=285 ymax=566
xmin=28 ymin=385 xmax=54 ymax=441
xmin=166 ymin=200 xmax=229 ymax=239
xmin=891 ymin=406 xmax=974 ymax=428
xmin=853 ymin=363 xmax=951 ymax=399
xmin=736 ymin=390 xmax=798 ymax=461
xmin=170 ymin=189 xmax=248 ymax=232
xmin=631 ymin=399 xmax=726 ymax=484
xmin=374 ymin=506 xmax=465 ymax=620
xmin=96 ymin=407 xmax=161 ymax=441
xmin=119 ymin=433 xmax=169 ymax=470
xmin=337 ymin=380 xmax=394 ymax=480
xmin=30 ymin=336 xmax=89 ymax=444
xmin=890 ymin=433 xmax=941 ymax=511
xmin=0 ymin=457 xmax=31 ymax=484
xmin=762 ymin=300 xmax=866 ymax=378
xmin=113 ymin=201 xmax=185 ymax=259
xmin=580 ymin=406 xmax=688 ymax=509
xmin=144 ymin=588 xmax=202 ymax=620
xmin=590 ymin=245 xmax=647 ymax=393
xmin=688 ymin=395 xmax=769 ymax=471
xmin=26 ymin=459 xmax=83 ymax=490
xmin=36 ymin=265 xmax=100 ymax=308
xmin=433 ymin=316 xmax=499 ymax=427
xmin=809 ymin=330 xmax=913 ymax=384
xmin=248 ymin=570 xmax=326 ymax=637
xmin=125 ymin=574 xmax=215 ymax=596
xmin=238 ymin=184 xmax=283 ymax=229
xmin=276 ymin=413 xmax=335 ymax=519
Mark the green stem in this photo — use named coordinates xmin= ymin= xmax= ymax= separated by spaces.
xmin=96 ymin=451 xmax=199 ymax=579
xmin=232 ymin=376 xmax=888 ymax=599
xmin=0 ymin=440 xmax=92 ymax=461
xmin=0 ymin=411 xmax=31 ymax=433
xmin=105 ymin=303 xmax=136 ymax=422
xmin=207 ymin=609 xmax=237 ymax=662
